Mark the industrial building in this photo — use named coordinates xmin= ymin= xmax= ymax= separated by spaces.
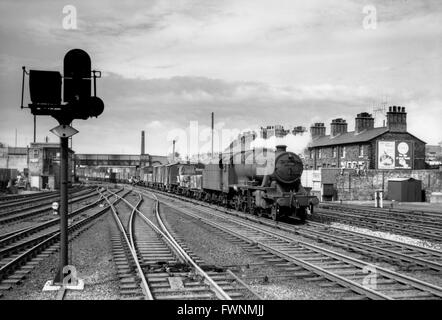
xmin=28 ymin=142 xmax=75 ymax=190
xmin=0 ymin=145 xmax=28 ymax=172
xmin=304 ymin=106 xmax=426 ymax=170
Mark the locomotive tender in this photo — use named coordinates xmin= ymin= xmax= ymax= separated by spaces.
xmin=143 ymin=145 xmax=318 ymax=222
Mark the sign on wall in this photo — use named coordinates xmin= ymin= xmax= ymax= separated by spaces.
xmin=377 ymin=140 xmax=413 ymax=169
xmin=395 ymin=141 xmax=413 ymax=169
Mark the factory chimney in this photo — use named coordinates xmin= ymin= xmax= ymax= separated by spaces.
xmin=141 ymin=130 xmax=145 ymax=155
xmin=386 ymin=106 xmax=407 ymax=132
xmin=211 ymin=112 xmax=214 ymax=158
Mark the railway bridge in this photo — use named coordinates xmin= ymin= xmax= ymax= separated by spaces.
xmin=74 ymin=154 xmax=167 ymax=167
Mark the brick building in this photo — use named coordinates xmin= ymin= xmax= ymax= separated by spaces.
xmin=28 ymin=142 xmax=74 ymax=190
xmin=260 ymin=125 xmax=307 ymax=139
xmin=0 ymin=146 xmax=28 ymax=172
xmin=426 ymin=142 xmax=442 ymax=165
xmin=305 ymin=106 xmax=426 ymax=170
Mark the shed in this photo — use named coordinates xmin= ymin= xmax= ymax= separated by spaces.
xmin=388 ymin=178 xmax=422 ymax=202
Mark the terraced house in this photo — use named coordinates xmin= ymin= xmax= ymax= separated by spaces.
xmin=305 ymin=107 xmax=426 ymax=170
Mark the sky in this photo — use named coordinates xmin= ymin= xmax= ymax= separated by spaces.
xmin=0 ymin=0 xmax=441 ymax=157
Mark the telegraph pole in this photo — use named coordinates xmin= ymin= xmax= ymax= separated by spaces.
xmin=211 ymin=112 xmax=214 ymax=158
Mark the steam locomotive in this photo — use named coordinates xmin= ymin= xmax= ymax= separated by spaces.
xmin=141 ymin=145 xmax=318 ymax=222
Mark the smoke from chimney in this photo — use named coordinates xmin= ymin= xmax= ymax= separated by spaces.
xmin=250 ymin=132 xmax=312 ymax=155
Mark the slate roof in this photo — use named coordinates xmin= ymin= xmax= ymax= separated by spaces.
xmin=309 ymin=127 xmax=389 ymax=148
xmin=309 ymin=127 xmax=426 ymax=148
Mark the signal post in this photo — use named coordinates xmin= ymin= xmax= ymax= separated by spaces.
xmin=21 ymin=49 xmax=104 ymax=290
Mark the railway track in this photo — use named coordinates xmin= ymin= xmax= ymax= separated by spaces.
xmin=140 ymin=188 xmax=442 ymax=300
xmin=311 ymin=208 xmax=442 ymax=243
xmin=0 ymin=189 xmax=115 ymax=251
xmin=0 ymin=187 xmax=87 ymax=213
xmin=0 ymin=188 xmax=123 ymax=293
xmin=0 ymin=189 xmax=100 ymax=225
xmin=135 ymin=186 xmax=442 ymax=274
xmin=318 ymin=203 xmax=442 ymax=229
xmin=0 ymin=191 xmax=58 ymax=204
xmin=320 ymin=202 xmax=442 ymax=218
xmin=104 ymin=188 xmax=260 ymax=300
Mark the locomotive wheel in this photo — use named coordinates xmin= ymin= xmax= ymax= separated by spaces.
xmin=234 ymin=196 xmax=241 ymax=211
xmin=297 ymin=208 xmax=307 ymax=223
xmin=249 ymin=205 xmax=256 ymax=216
xmin=270 ymin=205 xmax=280 ymax=221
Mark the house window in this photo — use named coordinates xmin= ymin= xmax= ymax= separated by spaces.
xmin=318 ymin=148 xmax=322 ymax=159
xmin=359 ymin=145 xmax=364 ymax=157
xmin=33 ymin=149 xmax=39 ymax=158
xmin=309 ymin=150 xmax=313 ymax=159
xmin=341 ymin=146 xmax=346 ymax=158
xmin=333 ymin=147 xmax=337 ymax=158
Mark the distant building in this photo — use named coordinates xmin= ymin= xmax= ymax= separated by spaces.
xmin=28 ymin=142 xmax=74 ymax=190
xmin=225 ymin=131 xmax=257 ymax=153
xmin=260 ymin=125 xmax=289 ymax=139
xmin=426 ymin=142 xmax=442 ymax=165
xmin=0 ymin=145 xmax=28 ymax=172
xmin=305 ymin=107 xmax=426 ymax=170
xmin=292 ymin=126 xmax=307 ymax=135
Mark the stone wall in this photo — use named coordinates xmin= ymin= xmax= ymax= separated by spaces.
xmin=333 ymin=168 xmax=442 ymax=201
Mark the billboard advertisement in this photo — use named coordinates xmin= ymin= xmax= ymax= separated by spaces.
xmin=395 ymin=141 xmax=413 ymax=169
xmin=377 ymin=140 xmax=413 ymax=169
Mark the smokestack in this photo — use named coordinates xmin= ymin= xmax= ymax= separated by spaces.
xmin=241 ymin=135 xmax=245 ymax=164
xmin=141 ymin=130 xmax=145 ymax=155
xmin=172 ymin=139 xmax=176 ymax=162
xmin=211 ymin=112 xmax=214 ymax=158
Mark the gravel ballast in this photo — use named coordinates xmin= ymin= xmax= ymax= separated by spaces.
xmin=152 ymin=197 xmax=348 ymax=300
xmin=0 ymin=193 xmax=103 ymax=235
xmin=331 ymin=222 xmax=442 ymax=251
xmin=1 ymin=212 xmax=120 ymax=300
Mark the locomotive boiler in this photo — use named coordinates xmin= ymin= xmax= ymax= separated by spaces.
xmin=200 ymin=145 xmax=318 ymax=221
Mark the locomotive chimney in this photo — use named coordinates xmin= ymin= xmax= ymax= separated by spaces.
xmin=276 ymin=145 xmax=287 ymax=153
